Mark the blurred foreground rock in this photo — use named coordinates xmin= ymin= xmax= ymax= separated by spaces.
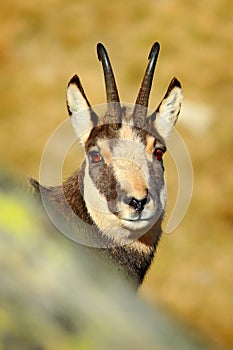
xmin=0 ymin=170 xmax=211 ymax=350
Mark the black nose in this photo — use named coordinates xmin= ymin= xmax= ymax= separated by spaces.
xmin=127 ymin=196 xmax=149 ymax=212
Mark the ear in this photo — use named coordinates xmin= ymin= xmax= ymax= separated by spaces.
xmin=153 ymin=78 xmax=183 ymax=140
xmin=66 ymin=75 xmax=96 ymax=145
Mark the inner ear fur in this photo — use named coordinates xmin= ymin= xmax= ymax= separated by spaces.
xmin=66 ymin=75 xmax=97 ymax=144
xmin=152 ymin=77 xmax=183 ymax=140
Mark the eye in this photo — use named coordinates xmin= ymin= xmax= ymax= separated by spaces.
xmin=89 ymin=151 xmax=103 ymax=164
xmin=153 ymin=148 xmax=165 ymax=161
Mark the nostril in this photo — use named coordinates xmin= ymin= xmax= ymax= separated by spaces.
xmin=129 ymin=198 xmax=140 ymax=211
xmin=127 ymin=196 xmax=149 ymax=212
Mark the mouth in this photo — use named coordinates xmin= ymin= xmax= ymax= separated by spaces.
xmin=119 ymin=211 xmax=156 ymax=222
xmin=115 ymin=205 xmax=160 ymax=230
xmin=119 ymin=214 xmax=156 ymax=231
xmin=120 ymin=217 xmax=151 ymax=222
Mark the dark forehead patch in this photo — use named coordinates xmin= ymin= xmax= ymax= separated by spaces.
xmin=85 ymin=119 xmax=165 ymax=151
xmin=134 ymin=126 xmax=165 ymax=148
xmin=85 ymin=123 xmax=121 ymax=151
xmin=135 ymin=127 xmax=150 ymax=145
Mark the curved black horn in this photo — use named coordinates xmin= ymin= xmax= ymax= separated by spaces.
xmin=133 ymin=42 xmax=160 ymax=127
xmin=97 ymin=43 xmax=122 ymax=119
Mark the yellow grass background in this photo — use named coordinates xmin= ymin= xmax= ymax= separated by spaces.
xmin=0 ymin=0 xmax=232 ymax=348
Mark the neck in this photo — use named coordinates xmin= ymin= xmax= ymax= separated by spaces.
xmin=37 ymin=166 xmax=162 ymax=287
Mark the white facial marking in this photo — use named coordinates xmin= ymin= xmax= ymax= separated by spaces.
xmin=83 ymin=157 xmax=119 ymax=230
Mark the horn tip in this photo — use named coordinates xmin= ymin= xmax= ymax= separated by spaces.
xmin=148 ymin=42 xmax=160 ymax=60
xmin=97 ymin=42 xmax=106 ymax=61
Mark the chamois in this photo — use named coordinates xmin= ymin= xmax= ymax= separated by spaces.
xmin=31 ymin=42 xmax=183 ymax=287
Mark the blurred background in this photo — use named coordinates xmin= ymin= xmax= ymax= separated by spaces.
xmin=0 ymin=0 xmax=232 ymax=349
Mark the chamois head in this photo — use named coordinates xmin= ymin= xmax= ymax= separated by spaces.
xmin=65 ymin=42 xmax=183 ymax=243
